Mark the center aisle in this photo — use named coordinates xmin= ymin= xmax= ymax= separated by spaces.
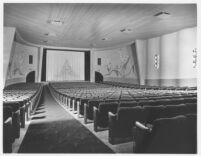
xmin=18 ymin=85 xmax=113 ymax=153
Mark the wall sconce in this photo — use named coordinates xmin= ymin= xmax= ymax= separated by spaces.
xmin=192 ymin=48 xmax=197 ymax=68
xmin=154 ymin=54 xmax=160 ymax=69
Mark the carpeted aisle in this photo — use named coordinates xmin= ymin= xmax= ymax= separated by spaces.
xmin=18 ymin=85 xmax=113 ymax=153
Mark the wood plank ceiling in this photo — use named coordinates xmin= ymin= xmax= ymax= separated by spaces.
xmin=4 ymin=3 xmax=197 ymax=49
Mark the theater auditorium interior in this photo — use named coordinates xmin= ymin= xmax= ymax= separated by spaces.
xmin=2 ymin=2 xmax=199 ymax=154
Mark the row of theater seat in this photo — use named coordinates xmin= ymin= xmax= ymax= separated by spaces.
xmin=93 ymin=97 xmax=196 ymax=131
xmin=49 ymin=82 xmax=196 ymax=123
xmin=108 ymin=103 xmax=196 ymax=144
xmin=48 ymin=81 xmax=197 ymax=153
xmin=102 ymin=81 xmax=197 ymax=90
xmin=3 ymin=83 xmax=43 ymax=153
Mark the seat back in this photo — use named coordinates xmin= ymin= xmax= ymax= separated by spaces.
xmin=3 ymin=106 xmax=12 ymax=121
xmin=119 ymin=101 xmax=138 ymax=107
xmin=117 ymin=107 xmax=146 ymax=135
xmin=3 ymin=102 xmax=20 ymax=112
xmin=143 ymin=105 xmax=165 ymax=123
xmin=162 ymin=104 xmax=186 ymax=118
xmin=144 ymin=115 xmax=197 ymax=153
xmin=185 ymin=103 xmax=197 ymax=114
xmin=98 ymin=102 xmax=119 ymax=127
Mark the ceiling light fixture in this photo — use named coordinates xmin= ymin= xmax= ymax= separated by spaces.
xmin=47 ymin=19 xmax=64 ymax=25
xmin=154 ymin=11 xmax=171 ymax=19
xmin=120 ymin=28 xmax=133 ymax=33
xmin=91 ymin=43 xmax=97 ymax=47
xmin=44 ymin=32 xmax=56 ymax=37
xmin=102 ymin=38 xmax=109 ymax=41
xmin=43 ymin=40 xmax=48 ymax=43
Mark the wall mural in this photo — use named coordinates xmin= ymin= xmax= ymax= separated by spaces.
xmin=12 ymin=54 xmax=25 ymax=76
xmin=100 ymin=48 xmax=137 ymax=78
xmin=8 ymin=51 xmax=26 ymax=79
xmin=105 ymin=55 xmax=136 ymax=78
xmin=7 ymin=43 xmax=37 ymax=80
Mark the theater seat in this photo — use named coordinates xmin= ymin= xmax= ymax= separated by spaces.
xmin=133 ymin=114 xmax=197 ymax=153
xmin=3 ymin=106 xmax=13 ymax=153
xmin=108 ymin=106 xmax=146 ymax=144
xmin=93 ymin=102 xmax=119 ymax=131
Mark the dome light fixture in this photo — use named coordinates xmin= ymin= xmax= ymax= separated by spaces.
xmin=44 ymin=32 xmax=56 ymax=37
xmin=47 ymin=19 xmax=64 ymax=25
xmin=154 ymin=11 xmax=171 ymax=19
xmin=43 ymin=40 xmax=48 ymax=43
xmin=120 ymin=28 xmax=133 ymax=33
xmin=102 ymin=38 xmax=109 ymax=41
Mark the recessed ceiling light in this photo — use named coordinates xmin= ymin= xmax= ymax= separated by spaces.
xmin=154 ymin=11 xmax=171 ymax=19
xmin=120 ymin=28 xmax=133 ymax=33
xmin=91 ymin=43 xmax=97 ymax=47
xmin=47 ymin=19 xmax=64 ymax=25
xmin=44 ymin=32 xmax=56 ymax=37
xmin=102 ymin=38 xmax=109 ymax=41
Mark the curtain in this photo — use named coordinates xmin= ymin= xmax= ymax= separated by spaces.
xmin=46 ymin=50 xmax=84 ymax=81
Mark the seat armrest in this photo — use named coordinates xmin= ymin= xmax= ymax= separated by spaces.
xmin=135 ymin=121 xmax=150 ymax=131
xmin=108 ymin=111 xmax=117 ymax=144
xmin=93 ymin=106 xmax=98 ymax=111
xmin=133 ymin=121 xmax=151 ymax=153
xmin=108 ymin=111 xmax=115 ymax=117
xmin=84 ymin=103 xmax=88 ymax=124
xmin=4 ymin=117 xmax=12 ymax=125
xmin=93 ymin=106 xmax=99 ymax=132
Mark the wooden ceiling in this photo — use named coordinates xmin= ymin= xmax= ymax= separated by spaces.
xmin=4 ymin=3 xmax=197 ymax=49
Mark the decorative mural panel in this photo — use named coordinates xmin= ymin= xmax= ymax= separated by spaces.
xmin=12 ymin=51 xmax=26 ymax=76
xmin=94 ymin=46 xmax=138 ymax=82
xmin=7 ymin=42 xmax=38 ymax=81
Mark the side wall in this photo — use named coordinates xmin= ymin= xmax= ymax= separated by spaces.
xmin=136 ymin=27 xmax=197 ymax=87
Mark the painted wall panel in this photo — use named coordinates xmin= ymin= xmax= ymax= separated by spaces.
xmin=93 ymin=45 xmax=139 ymax=84
xmin=6 ymin=42 xmax=39 ymax=85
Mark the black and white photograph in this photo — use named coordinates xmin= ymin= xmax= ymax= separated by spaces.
xmin=1 ymin=0 xmax=200 ymax=154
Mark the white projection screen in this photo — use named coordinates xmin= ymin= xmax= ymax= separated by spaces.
xmin=46 ymin=50 xmax=85 ymax=81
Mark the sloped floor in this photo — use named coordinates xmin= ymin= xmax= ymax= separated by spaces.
xmin=18 ymin=86 xmax=113 ymax=153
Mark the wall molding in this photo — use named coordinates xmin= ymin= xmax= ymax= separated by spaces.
xmin=104 ymin=77 xmax=139 ymax=84
xmin=5 ymin=77 xmax=26 ymax=87
xmin=145 ymin=78 xmax=197 ymax=87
